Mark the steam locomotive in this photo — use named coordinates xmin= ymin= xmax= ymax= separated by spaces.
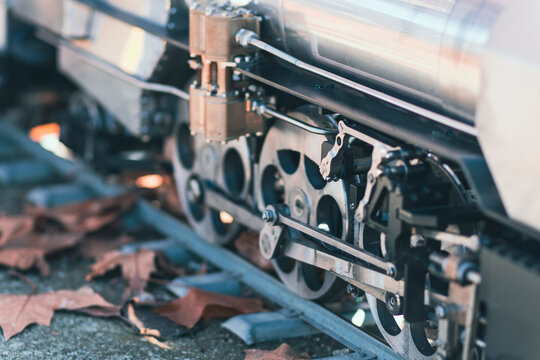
xmin=2 ymin=1 xmax=539 ymax=358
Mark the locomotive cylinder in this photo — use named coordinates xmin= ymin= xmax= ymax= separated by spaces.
xmin=249 ymin=0 xmax=507 ymax=123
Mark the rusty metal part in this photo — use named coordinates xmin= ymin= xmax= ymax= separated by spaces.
xmin=188 ymin=3 xmax=262 ymax=141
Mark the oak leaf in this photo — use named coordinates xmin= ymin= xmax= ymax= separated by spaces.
xmin=0 ymin=286 xmax=118 ymax=340
xmin=153 ymin=287 xmax=265 ymax=329
xmin=244 ymin=343 xmax=310 ymax=360
xmin=86 ymin=249 xmax=157 ymax=295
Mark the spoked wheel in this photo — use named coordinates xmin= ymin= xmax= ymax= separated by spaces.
xmin=172 ymin=101 xmax=252 ymax=245
xmin=357 ymin=155 xmax=474 ymax=359
xmin=359 ymin=222 xmax=437 ymax=359
xmin=257 ymin=105 xmax=353 ymax=301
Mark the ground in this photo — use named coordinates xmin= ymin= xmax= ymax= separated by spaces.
xmin=0 ymin=183 xmax=349 ymax=360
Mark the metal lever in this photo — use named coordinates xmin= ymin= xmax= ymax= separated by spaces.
xmin=261 ymin=204 xmax=397 ymax=277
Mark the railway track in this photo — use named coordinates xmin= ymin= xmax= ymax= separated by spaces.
xmin=0 ymin=121 xmax=401 ymax=360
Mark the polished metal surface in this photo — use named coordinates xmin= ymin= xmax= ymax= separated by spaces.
xmin=0 ymin=1 xmax=8 ymax=52
xmin=256 ymin=105 xmax=352 ymax=300
xmin=475 ymin=0 xmax=540 ymax=234
xmin=250 ymin=0 xmax=505 ymax=123
xmin=60 ymin=42 xmax=190 ymax=101
xmin=238 ymin=29 xmax=478 ymax=136
xmin=71 ymin=0 xmax=171 ymax=79
xmin=55 ymin=0 xmax=181 ymax=135
xmin=11 ymin=0 xmax=92 ymax=38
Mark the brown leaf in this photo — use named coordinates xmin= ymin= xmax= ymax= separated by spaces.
xmin=155 ymin=252 xmax=185 ymax=278
xmin=86 ymin=249 xmax=156 ymax=295
xmin=77 ymin=305 xmax=121 ymax=318
xmin=27 ymin=192 xmax=138 ymax=233
xmin=245 ymin=344 xmax=310 ymax=360
xmin=123 ymin=302 xmax=188 ymax=340
xmin=157 ymin=175 xmax=183 ymax=217
xmin=0 ymin=215 xmax=34 ymax=246
xmin=235 ymin=231 xmax=273 ymax=271
xmin=0 ymin=286 xmax=116 ymax=340
xmin=0 ymin=232 xmax=84 ymax=275
xmin=153 ymin=287 xmax=265 ymax=329
xmin=76 ymin=234 xmax=132 ymax=260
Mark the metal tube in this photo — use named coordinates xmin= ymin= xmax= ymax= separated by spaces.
xmin=61 ymin=41 xmax=191 ymax=101
xmin=248 ymin=0 xmax=505 ymax=124
xmin=257 ymin=103 xmax=338 ymax=135
xmin=238 ymin=29 xmax=478 ymax=137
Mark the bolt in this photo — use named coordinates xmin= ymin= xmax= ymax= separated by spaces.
xmin=261 ymin=209 xmax=275 ymax=223
xmin=386 ymin=265 xmax=397 ymax=278
xmin=435 ymin=305 xmax=447 ymax=319
xmin=346 ymin=284 xmax=362 ymax=298
xmin=186 ymin=178 xmax=203 ymax=204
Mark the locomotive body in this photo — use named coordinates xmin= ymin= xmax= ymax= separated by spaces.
xmin=2 ymin=1 xmax=540 ymax=359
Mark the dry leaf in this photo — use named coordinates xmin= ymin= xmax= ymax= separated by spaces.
xmin=144 ymin=335 xmax=171 ymax=350
xmin=76 ymin=234 xmax=132 ymax=260
xmin=245 ymin=344 xmax=310 ymax=360
xmin=155 ymin=252 xmax=185 ymax=278
xmin=0 ymin=232 xmax=84 ymax=275
xmin=27 ymin=192 xmax=138 ymax=233
xmin=0 ymin=286 xmax=117 ymax=340
xmin=235 ymin=231 xmax=273 ymax=271
xmin=0 ymin=215 xmax=34 ymax=246
xmin=0 ymin=193 xmax=138 ymax=275
xmin=153 ymin=287 xmax=265 ymax=329
xmin=86 ymin=249 xmax=156 ymax=295
xmin=125 ymin=302 xmax=187 ymax=339
xmin=156 ymin=175 xmax=183 ymax=216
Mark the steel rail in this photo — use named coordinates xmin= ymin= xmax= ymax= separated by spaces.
xmin=236 ymin=29 xmax=478 ymax=138
xmin=2 ymin=122 xmax=401 ymax=360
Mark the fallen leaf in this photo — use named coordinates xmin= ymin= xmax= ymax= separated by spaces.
xmin=235 ymin=231 xmax=273 ymax=271
xmin=0 ymin=215 xmax=34 ymax=246
xmin=0 ymin=286 xmax=117 ymax=340
xmin=245 ymin=344 xmax=310 ymax=360
xmin=77 ymin=305 xmax=122 ymax=318
xmin=0 ymin=232 xmax=84 ymax=275
xmin=76 ymin=234 xmax=132 ymax=260
xmin=155 ymin=252 xmax=185 ymax=278
xmin=144 ymin=336 xmax=171 ymax=350
xmin=86 ymin=249 xmax=156 ymax=295
xmin=156 ymin=175 xmax=183 ymax=217
xmin=153 ymin=287 xmax=265 ymax=329
xmin=0 ymin=193 xmax=139 ymax=275
xmin=27 ymin=192 xmax=138 ymax=233
xmin=125 ymin=302 xmax=187 ymax=339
